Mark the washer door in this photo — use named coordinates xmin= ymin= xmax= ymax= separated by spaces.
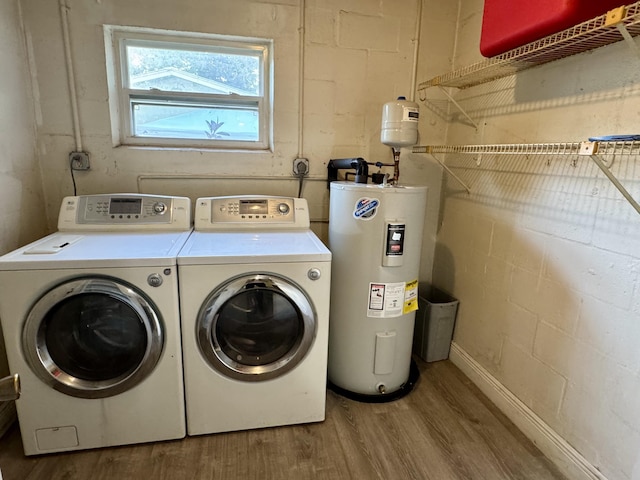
xmin=23 ymin=277 xmax=164 ymax=399
xmin=197 ymin=274 xmax=317 ymax=381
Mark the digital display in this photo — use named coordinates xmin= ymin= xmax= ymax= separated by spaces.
xmin=239 ymin=200 xmax=268 ymax=215
xmin=109 ymin=198 xmax=142 ymax=215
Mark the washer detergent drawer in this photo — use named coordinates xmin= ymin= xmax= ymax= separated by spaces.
xmin=480 ymin=0 xmax=625 ymax=57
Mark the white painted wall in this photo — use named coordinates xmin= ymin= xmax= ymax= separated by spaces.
xmin=0 ymin=1 xmax=46 ymax=255
xmin=19 ymin=0 xmax=444 ymax=282
xmin=10 ymin=0 xmax=445 ymax=385
xmin=423 ymin=1 xmax=640 ymax=479
xmin=12 ymin=0 xmax=639 ymax=477
xmin=0 ymin=0 xmax=46 ymax=435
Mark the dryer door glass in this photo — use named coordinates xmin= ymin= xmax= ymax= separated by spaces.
xmin=216 ymin=289 xmax=300 ymax=366
xmin=23 ymin=277 xmax=164 ymax=399
xmin=198 ymin=274 xmax=317 ymax=381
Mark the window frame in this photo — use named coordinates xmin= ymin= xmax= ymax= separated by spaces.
xmin=105 ymin=26 xmax=273 ymax=150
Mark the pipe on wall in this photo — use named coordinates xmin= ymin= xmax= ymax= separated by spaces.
xmin=59 ymin=0 xmax=83 ymax=152
xmin=297 ymin=0 xmax=306 ymax=159
xmin=409 ymin=0 xmax=424 ymax=102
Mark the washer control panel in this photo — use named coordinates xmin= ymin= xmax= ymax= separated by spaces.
xmin=196 ymin=196 xmax=310 ymax=231
xmin=58 ymin=194 xmax=192 ymax=231
xmin=213 ymin=197 xmax=294 ymax=222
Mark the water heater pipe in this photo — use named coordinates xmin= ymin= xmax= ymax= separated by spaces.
xmin=392 ymin=148 xmax=401 ymax=184
xmin=327 ymin=158 xmax=369 ymax=188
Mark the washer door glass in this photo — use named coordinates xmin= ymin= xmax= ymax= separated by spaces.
xmin=198 ymin=274 xmax=317 ymax=381
xmin=23 ymin=277 xmax=164 ymax=399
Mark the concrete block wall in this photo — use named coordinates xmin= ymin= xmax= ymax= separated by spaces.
xmin=0 ymin=1 xmax=47 ymax=254
xmin=19 ymin=0 xmax=433 ymax=234
xmin=10 ymin=0 xmax=640 ymax=477
xmin=426 ymin=1 xmax=640 ymax=478
xmin=19 ymin=0 xmax=443 ymax=280
xmin=0 ymin=0 xmax=47 ymax=436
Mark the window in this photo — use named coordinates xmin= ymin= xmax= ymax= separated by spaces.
xmin=105 ymin=26 xmax=272 ymax=150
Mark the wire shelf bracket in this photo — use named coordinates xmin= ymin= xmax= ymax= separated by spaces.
xmin=609 ymin=5 xmax=640 ymax=58
xmin=428 ymin=151 xmax=472 ymax=193
xmin=438 ymin=86 xmax=479 ymax=130
xmin=579 ymin=141 xmax=640 ymax=214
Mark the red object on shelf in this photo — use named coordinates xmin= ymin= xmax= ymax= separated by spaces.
xmin=480 ymin=0 xmax=626 ymax=57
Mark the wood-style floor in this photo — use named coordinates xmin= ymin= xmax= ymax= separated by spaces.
xmin=0 ymin=359 xmax=566 ymax=480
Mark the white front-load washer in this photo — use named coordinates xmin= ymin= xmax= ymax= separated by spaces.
xmin=0 ymin=194 xmax=191 ymax=455
xmin=178 ymin=195 xmax=331 ymax=436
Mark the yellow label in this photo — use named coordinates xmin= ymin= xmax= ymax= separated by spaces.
xmin=403 ymin=279 xmax=419 ymax=314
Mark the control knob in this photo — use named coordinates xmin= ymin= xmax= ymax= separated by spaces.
xmin=147 ymin=273 xmax=163 ymax=287
xmin=277 ymin=203 xmax=290 ymax=215
xmin=308 ymin=268 xmax=321 ymax=280
xmin=152 ymin=202 xmax=167 ymax=215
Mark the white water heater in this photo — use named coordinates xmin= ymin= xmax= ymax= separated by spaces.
xmin=328 ymin=181 xmax=427 ymax=398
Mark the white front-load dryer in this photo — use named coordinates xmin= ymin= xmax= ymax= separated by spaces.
xmin=178 ymin=196 xmax=331 ymax=435
xmin=0 ymin=194 xmax=191 ymax=455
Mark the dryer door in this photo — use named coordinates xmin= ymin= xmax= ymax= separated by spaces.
xmin=197 ymin=273 xmax=317 ymax=381
xmin=23 ymin=277 xmax=164 ymax=399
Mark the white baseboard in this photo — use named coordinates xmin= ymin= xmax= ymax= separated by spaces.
xmin=0 ymin=401 xmax=16 ymax=439
xmin=449 ymin=342 xmax=607 ymax=480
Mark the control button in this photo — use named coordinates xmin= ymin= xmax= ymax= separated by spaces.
xmin=308 ymin=268 xmax=321 ymax=281
xmin=147 ymin=273 xmax=163 ymax=287
xmin=278 ymin=203 xmax=290 ymax=215
xmin=153 ymin=202 xmax=167 ymax=215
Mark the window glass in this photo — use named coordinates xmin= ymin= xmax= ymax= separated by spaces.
xmin=132 ymin=103 xmax=260 ymax=141
xmin=125 ymin=46 xmax=261 ymax=96
xmin=105 ymin=26 xmax=271 ymax=149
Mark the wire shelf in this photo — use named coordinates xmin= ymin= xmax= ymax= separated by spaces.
xmin=418 ymin=2 xmax=640 ymax=90
xmin=412 ymin=143 xmax=580 ymax=155
xmin=412 ymin=141 xmax=640 ymax=156
xmin=412 ymin=141 xmax=640 ymax=214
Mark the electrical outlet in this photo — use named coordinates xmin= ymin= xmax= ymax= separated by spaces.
xmin=70 ymin=152 xmax=90 ymax=171
xmin=293 ymin=158 xmax=309 ymax=175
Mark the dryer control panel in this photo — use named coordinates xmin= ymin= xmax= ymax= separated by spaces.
xmin=195 ymin=196 xmax=310 ymax=231
xmin=57 ymin=194 xmax=192 ymax=231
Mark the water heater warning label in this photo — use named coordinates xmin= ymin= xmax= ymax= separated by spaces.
xmin=385 ymin=224 xmax=405 ymax=256
xmin=367 ymin=279 xmax=419 ymax=318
